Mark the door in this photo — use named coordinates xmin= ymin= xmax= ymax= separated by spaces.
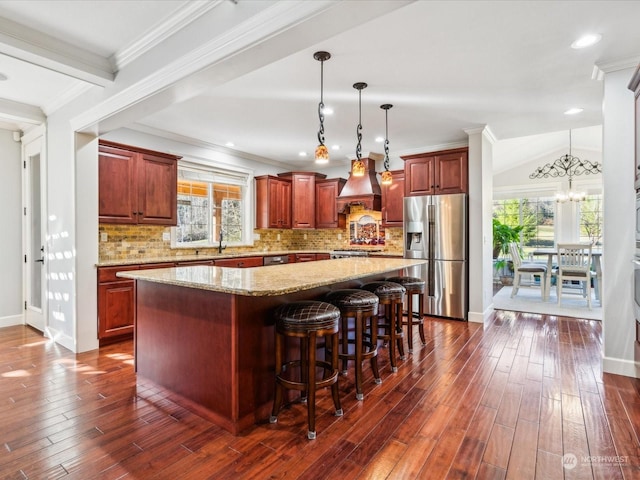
xmin=23 ymin=132 xmax=47 ymax=332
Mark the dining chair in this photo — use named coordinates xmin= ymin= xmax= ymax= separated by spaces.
xmin=556 ymin=242 xmax=594 ymax=309
xmin=509 ymin=242 xmax=548 ymax=300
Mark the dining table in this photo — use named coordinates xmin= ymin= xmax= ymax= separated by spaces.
xmin=531 ymin=248 xmax=602 ymax=303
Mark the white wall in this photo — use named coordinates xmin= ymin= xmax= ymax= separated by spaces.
xmin=0 ymin=128 xmax=23 ymax=326
xmin=602 ymin=67 xmax=640 ymax=377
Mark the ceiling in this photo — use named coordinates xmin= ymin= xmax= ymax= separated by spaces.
xmin=0 ymin=0 xmax=638 ymax=173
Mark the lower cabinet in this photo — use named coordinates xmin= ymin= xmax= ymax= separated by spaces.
xmin=98 ymin=266 xmax=138 ymax=344
xmin=214 ymin=256 xmax=263 ymax=268
xmin=295 ymin=253 xmax=317 ymax=262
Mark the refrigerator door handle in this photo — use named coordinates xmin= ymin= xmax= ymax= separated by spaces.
xmin=428 ymin=204 xmax=435 ymax=297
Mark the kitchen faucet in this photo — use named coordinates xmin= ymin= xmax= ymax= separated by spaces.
xmin=218 ymin=230 xmax=226 ymax=254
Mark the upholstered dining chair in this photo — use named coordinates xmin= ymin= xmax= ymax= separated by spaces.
xmin=509 ymin=242 xmax=548 ymax=300
xmin=556 ymin=242 xmax=594 ymax=309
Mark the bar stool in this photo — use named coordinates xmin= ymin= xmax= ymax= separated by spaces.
xmin=324 ymin=289 xmax=381 ymax=401
xmin=386 ymin=276 xmax=426 ymax=353
xmin=269 ymin=301 xmax=342 ymax=440
xmin=361 ymin=281 xmax=406 ymax=373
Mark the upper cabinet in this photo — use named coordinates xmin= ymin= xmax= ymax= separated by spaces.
xmin=381 ymin=170 xmax=405 ymax=227
xmin=316 ymin=178 xmax=346 ymax=229
xmin=402 ymin=147 xmax=468 ymax=196
xmin=255 ymin=175 xmax=292 ymax=229
xmin=278 ymin=172 xmax=326 ymax=229
xmin=99 ymin=140 xmax=180 ymax=225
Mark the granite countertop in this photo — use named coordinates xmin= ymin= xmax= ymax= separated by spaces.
xmin=118 ymin=257 xmax=425 ymax=297
xmin=97 ymin=249 xmax=403 ymax=267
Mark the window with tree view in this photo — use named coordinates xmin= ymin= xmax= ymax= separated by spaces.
xmin=493 ymin=197 xmax=555 ymax=257
xmin=174 ymin=164 xmax=251 ymax=247
xmin=579 ymin=194 xmax=603 ymax=246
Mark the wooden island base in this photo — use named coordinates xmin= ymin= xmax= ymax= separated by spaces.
xmin=134 ymin=273 xmax=393 ymax=435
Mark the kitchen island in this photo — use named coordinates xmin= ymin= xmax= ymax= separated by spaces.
xmin=119 ymin=257 xmax=425 ymax=434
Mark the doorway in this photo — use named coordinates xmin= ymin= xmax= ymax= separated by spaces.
xmin=23 ymin=128 xmax=47 ymax=332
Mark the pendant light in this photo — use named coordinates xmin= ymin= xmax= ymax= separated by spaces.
xmin=351 ymin=82 xmax=367 ymax=176
xmin=380 ymin=103 xmax=393 ymax=185
xmin=313 ymin=51 xmax=331 ymax=164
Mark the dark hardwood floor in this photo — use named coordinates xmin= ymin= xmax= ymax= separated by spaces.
xmin=1 ymin=310 xmax=639 ymax=479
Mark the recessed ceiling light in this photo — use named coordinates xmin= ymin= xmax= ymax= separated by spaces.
xmin=299 ymin=151 xmax=307 ymax=157
xmin=564 ymin=107 xmax=583 ymax=115
xmin=225 ymin=142 xmax=234 ymax=147
xmin=0 ymin=73 xmax=8 ymax=81
xmin=331 ymin=145 xmax=340 ymax=150
xmin=571 ymin=33 xmax=602 ymax=49
xmin=375 ymin=136 xmax=384 ymax=143
xmin=322 ymin=107 xmax=333 ymax=115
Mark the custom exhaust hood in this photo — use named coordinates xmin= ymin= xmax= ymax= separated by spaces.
xmin=336 ymin=156 xmax=382 ymax=213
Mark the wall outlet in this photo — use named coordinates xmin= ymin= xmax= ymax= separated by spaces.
xmin=277 ymin=233 xmax=281 ymax=240
xmin=253 ymin=233 xmax=261 ymax=240
xmin=337 ymin=233 xmax=342 ymax=240
xmin=100 ymin=232 xmax=108 ymax=242
xmin=304 ymin=233 xmax=308 ymax=240
xmin=162 ymin=232 xmax=171 ymax=241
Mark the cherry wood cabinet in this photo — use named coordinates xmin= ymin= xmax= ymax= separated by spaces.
xmin=214 ymin=256 xmax=263 ymax=268
xmin=315 ymin=178 xmax=346 ymax=229
xmin=255 ymin=175 xmax=292 ymax=229
xmin=402 ymin=147 xmax=468 ymax=196
xmin=98 ymin=266 xmax=138 ymax=343
xmin=99 ymin=140 xmax=180 ymax=225
xmin=295 ymin=253 xmax=317 ymax=262
xmin=381 ymin=170 xmax=405 ymax=227
xmin=316 ymin=253 xmax=331 ymax=261
xmin=278 ymin=172 xmax=327 ymax=229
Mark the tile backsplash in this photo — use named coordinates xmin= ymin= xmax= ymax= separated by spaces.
xmin=99 ymin=220 xmax=403 ymax=262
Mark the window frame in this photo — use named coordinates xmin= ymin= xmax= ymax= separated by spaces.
xmin=171 ymin=159 xmax=254 ymax=249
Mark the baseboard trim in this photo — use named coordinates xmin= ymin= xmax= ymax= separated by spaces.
xmin=0 ymin=315 xmax=24 ymax=328
xmin=603 ymin=355 xmax=640 ymax=379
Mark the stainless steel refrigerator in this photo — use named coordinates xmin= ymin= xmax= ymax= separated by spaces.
xmin=403 ymin=194 xmax=467 ymax=320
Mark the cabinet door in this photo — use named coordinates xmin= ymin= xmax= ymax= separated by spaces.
xmin=291 ymin=174 xmax=316 ymax=228
xmin=295 ymin=253 xmax=317 ymax=262
xmin=405 ymin=155 xmax=435 ymax=196
xmin=279 ymin=180 xmax=292 ymax=229
xmin=99 ymin=145 xmax=137 ymax=224
xmin=98 ymin=280 xmax=135 ymax=339
xmin=137 ymin=152 xmax=178 ymax=225
xmin=215 ymin=256 xmax=263 ymax=268
xmin=436 ymin=151 xmax=468 ymax=194
xmin=316 ymin=179 xmax=345 ymax=228
xmin=382 ymin=170 xmax=405 ymax=227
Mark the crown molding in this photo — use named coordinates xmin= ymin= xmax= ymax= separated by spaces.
xmin=111 ymin=0 xmax=225 ymax=71
xmin=42 ymin=82 xmax=94 ymax=116
xmin=0 ymin=17 xmax=113 ymax=86
xmin=70 ymin=0 xmax=336 ymax=133
xmin=395 ymin=140 xmax=469 ymax=158
xmin=0 ymin=97 xmax=45 ymax=124
xmin=592 ymin=55 xmax=640 ymax=80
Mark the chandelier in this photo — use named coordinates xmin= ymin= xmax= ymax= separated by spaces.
xmin=313 ymin=51 xmax=331 ymax=164
xmin=380 ymin=104 xmax=393 ymax=185
xmin=528 ymin=130 xmax=601 ymax=203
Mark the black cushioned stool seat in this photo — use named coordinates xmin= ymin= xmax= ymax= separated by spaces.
xmin=325 ymin=289 xmax=380 ymax=401
xmin=386 ymin=276 xmax=426 ymax=353
xmin=360 ymin=281 xmax=406 ymax=373
xmin=269 ymin=301 xmax=342 ymax=440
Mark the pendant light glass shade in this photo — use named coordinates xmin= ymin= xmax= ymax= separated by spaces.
xmin=352 ymin=82 xmax=367 ymax=177
xmin=313 ymin=51 xmax=331 ymax=164
xmin=380 ymin=103 xmax=393 ymax=185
